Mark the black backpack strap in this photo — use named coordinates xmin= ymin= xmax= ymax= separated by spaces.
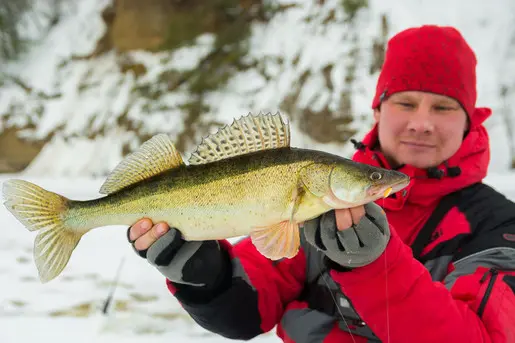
xmin=411 ymin=189 xmax=465 ymax=260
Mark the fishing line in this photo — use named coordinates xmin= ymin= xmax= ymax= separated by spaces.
xmin=381 ymin=197 xmax=391 ymax=343
xmin=317 ymin=254 xmax=357 ymax=343
xmin=384 ymin=246 xmax=390 ymax=343
xmin=95 ymin=253 xmax=127 ymax=336
xmin=319 ymin=202 xmax=391 ymax=342
xmin=101 ymin=255 xmax=126 ymax=315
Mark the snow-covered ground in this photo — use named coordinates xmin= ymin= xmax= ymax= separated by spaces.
xmin=0 ymin=175 xmax=279 ymax=343
xmin=2 ymin=1 xmax=515 ymax=342
xmin=2 ymin=172 xmax=515 ymax=343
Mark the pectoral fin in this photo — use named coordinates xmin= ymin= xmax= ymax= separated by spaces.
xmin=250 ymin=221 xmax=300 ymax=260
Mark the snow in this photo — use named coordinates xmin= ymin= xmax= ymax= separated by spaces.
xmin=2 ymin=0 xmax=515 ymax=340
xmin=2 ymin=0 xmax=515 ymax=175
xmin=1 ymin=172 xmax=515 ymax=343
xmin=0 ymin=175 xmax=280 ymax=342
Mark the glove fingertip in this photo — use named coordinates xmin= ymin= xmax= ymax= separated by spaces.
xmin=127 ymin=226 xmax=136 ymax=244
xmin=149 ymin=228 xmax=185 ymax=266
xmin=137 ymin=248 xmax=148 ymax=259
xmin=127 ymin=226 xmax=149 ymax=258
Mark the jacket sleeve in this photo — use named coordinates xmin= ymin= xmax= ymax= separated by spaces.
xmin=166 ymin=238 xmax=306 ymax=340
xmin=329 ymin=222 xmax=515 ymax=343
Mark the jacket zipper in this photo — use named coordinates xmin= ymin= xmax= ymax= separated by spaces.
xmin=477 ymin=268 xmax=498 ymax=318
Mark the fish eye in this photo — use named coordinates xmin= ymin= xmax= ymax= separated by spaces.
xmin=370 ymin=172 xmax=382 ymax=181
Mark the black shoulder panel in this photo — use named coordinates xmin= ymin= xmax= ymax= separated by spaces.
xmin=452 ymin=183 xmax=515 ymax=261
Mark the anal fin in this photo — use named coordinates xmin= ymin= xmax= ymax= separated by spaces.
xmin=250 ymin=221 xmax=300 ymax=260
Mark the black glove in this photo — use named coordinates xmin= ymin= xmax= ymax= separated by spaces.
xmin=127 ymin=227 xmax=231 ymax=297
xmin=303 ymin=202 xmax=390 ymax=269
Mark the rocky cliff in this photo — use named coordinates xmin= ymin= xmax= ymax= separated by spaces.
xmin=1 ymin=0 xmax=514 ymax=176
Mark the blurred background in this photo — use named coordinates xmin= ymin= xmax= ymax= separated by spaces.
xmin=1 ymin=0 xmax=515 ymax=342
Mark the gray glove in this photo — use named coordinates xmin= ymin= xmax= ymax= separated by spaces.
xmin=127 ymin=227 xmax=230 ymax=289
xmin=303 ymin=202 xmax=390 ymax=268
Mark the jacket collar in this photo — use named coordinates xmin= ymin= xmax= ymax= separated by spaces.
xmin=351 ymin=123 xmax=490 ymax=210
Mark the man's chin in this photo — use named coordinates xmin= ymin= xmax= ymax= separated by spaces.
xmin=398 ymin=157 xmax=439 ymax=170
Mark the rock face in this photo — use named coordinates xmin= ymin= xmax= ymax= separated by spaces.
xmin=1 ymin=1 xmax=513 ymax=175
xmin=111 ymin=0 xmax=175 ymax=52
xmin=107 ymin=0 xmax=267 ymax=52
xmin=0 ymin=128 xmax=44 ymax=173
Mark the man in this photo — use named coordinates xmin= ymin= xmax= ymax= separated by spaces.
xmin=128 ymin=25 xmax=515 ymax=342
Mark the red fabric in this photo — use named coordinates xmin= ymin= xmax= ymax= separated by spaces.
xmin=325 ymin=120 xmax=515 ymax=342
xmin=273 ymin=117 xmax=513 ymax=341
xmin=232 ymin=238 xmax=307 ymax=333
xmin=330 ymin=232 xmax=515 ymax=343
xmin=321 ymin=325 xmax=369 ymax=343
xmin=352 ymin=122 xmax=490 ymax=245
xmin=371 ymin=25 xmax=491 ymax=127
xmin=166 ymin=119 xmax=515 ymax=342
xmin=420 ymin=206 xmax=470 ymax=256
xmin=452 ymin=268 xmax=515 ymax=343
xmin=331 ymin=231 xmax=498 ymax=342
xmin=165 ymin=120 xmax=515 ymax=342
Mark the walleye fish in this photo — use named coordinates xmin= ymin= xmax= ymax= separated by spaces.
xmin=2 ymin=112 xmax=410 ymax=283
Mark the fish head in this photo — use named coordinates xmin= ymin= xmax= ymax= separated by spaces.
xmin=324 ymin=161 xmax=410 ymax=208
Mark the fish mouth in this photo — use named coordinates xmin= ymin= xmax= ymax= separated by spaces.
xmin=367 ymin=176 xmax=410 ymax=199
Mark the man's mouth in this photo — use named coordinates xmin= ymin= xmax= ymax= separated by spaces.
xmin=400 ymin=141 xmax=436 ymax=148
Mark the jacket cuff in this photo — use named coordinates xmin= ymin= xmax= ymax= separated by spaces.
xmin=166 ymin=239 xmax=234 ymax=303
xmin=330 ymin=227 xmax=408 ymax=285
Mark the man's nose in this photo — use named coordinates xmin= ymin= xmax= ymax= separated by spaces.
xmin=406 ymin=108 xmax=434 ymax=133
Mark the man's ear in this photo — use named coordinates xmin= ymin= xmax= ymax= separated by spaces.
xmin=463 ymin=115 xmax=471 ymax=138
xmin=373 ymin=108 xmax=380 ymax=122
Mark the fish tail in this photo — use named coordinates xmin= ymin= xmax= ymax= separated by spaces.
xmin=2 ymin=179 xmax=83 ymax=283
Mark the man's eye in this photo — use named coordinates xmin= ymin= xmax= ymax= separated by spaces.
xmin=398 ymin=102 xmax=414 ymax=108
xmin=435 ymin=106 xmax=453 ymax=111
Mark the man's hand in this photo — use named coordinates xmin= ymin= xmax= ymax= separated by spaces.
xmin=303 ymin=202 xmax=390 ymax=269
xmin=334 ymin=206 xmax=366 ymax=232
xmin=127 ymin=219 xmax=230 ymax=289
xmin=128 ymin=219 xmax=170 ymax=256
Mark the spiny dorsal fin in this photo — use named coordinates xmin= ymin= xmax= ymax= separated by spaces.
xmin=99 ymin=134 xmax=184 ymax=195
xmin=188 ymin=112 xmax=290 ymax=165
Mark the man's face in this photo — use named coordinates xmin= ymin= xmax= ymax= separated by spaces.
xmin=373 ymin=91 xmax=469 ymax=169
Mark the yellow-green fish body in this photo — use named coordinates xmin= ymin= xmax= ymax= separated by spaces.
xmin=3 ymin=113 xmax=410 ymax=283
xmin=67 ymin=150 xmax=329 ymax=238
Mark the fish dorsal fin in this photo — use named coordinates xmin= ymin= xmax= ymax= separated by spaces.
xmin=99 ymin=134 xmax=184 ymax=195
xmin=188 ymin=112 xmax=290 ymax=165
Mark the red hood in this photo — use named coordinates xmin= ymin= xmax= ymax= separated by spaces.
xmin=352 ymin=121 xmax=491 ymax=211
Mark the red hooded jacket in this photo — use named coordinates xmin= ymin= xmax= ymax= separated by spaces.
xmin=168 ymin=122 xmax=515 ymax=342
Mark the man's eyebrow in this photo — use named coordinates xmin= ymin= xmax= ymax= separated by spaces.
xmin=391 ymin=95 xmax=416 ymax=102
xmin=435 ymin=98 xmax=460 ymax=107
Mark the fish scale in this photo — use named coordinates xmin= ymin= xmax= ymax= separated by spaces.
xmin=2 ymin=112 xmax=410 ymax=283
